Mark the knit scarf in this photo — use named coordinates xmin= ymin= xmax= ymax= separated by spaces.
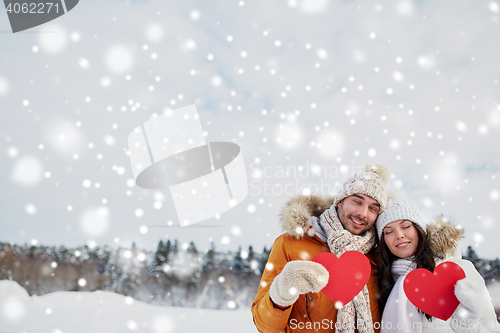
xmin=380 ymin=259 xmax=421 ymax=333
xmin=319 ymin=206 xmax=377 ymax=333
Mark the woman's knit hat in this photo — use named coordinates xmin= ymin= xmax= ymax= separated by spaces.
xmin=376 ymin=196 xmax=428 ymax=239
xmin=333 ymin=164 xmax=390 ymax=213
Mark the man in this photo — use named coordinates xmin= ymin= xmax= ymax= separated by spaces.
xmin=252 ymin=165 xmax=389 ymax=333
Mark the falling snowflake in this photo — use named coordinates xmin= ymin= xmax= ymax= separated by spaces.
xmin=105 ymin=45 xmax=134 ymax=74
xmin=11 ymin=156 xmax=43 ymax=186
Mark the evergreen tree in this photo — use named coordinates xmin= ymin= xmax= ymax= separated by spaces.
xmin=28 ymin=245 xmax=37 ymax=259
xmin=258 ymin=246 xmax=271 ymax=275
xmin=164 ymin=240 xmax=171 ymax=261
xmin=489 ymin=258 xmax=500 ymax=283
xmin=119 ymin=243 xmax=143 ymax=296
xmin=201 ymin=242 xmax=217 ymax=275
xmin=172 ymin=239 xmax=179 ymax=255
xmin=151 ymin=240 xmax=170 ymax=275
xmin=247 ymin=245 xmax=256 ymax=262
xmin=465 ymin=246 xmax=480 ymax=262
xmin=55 ymin=245 xmax=68 ymax=263
xmin=187 ymin=242 xmax=198 ymax=255
xmin=464 ymin=246 xmax=483 ymax=272
xmin=246 ymin=245 xmax=259 ymax=274
xmin=102 ymin=247 xmax=125 ymax=292
xmin=232 ymin=246 xmax=245 ymax=274
xmin=185 ymin=241 xmax=201 ymax=283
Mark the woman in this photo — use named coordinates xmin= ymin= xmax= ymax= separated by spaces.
xmin=375 ymin=196 xmax=500 ymax=333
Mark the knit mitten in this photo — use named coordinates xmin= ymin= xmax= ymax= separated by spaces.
xmin=451 ymin=260 xmax=489 ymax=333
xmin=451 ymin=304 xmax=483 ymax=333
xmin=269 ymin=260 xmax=329 ymax=308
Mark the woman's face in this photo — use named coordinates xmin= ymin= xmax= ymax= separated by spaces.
xmin=382 ymin=219 xmax=419 ymax=259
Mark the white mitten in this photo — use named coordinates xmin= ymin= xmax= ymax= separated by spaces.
xmin=451 ymin=303 xmax=482 ymax=333
xmin=269 ymin=260 xmax=329 ymax=307
xmin=454 ymin=275 xmax=483 ymax=320
xmin=451 ymin=260 xmax=491 ymax=333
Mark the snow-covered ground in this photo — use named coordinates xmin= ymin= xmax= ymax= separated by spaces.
xmin=2 ymin=279 xmax=498 ymax=333
xmin=0 ymin=280 xmax=258 ymax=333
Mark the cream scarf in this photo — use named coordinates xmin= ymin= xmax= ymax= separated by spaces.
xmin=319 ymin=206 xmax=377 ymax=333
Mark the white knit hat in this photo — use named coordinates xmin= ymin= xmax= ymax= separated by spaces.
xmin=376 ymin=196 xmax=428 ymax=239
xmin=334 ymin=164 xmax=390 ymax=213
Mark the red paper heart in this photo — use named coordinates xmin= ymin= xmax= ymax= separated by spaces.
xmin=312 ymin=251 xmax=371 ymax=306
xmin=404 ymin=261 xmax=466 ymax=320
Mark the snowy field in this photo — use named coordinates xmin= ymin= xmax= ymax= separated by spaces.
xmin=0 ymin=280 xmax=258 ymax=333
xmin=1 ymin=280 xmax=499 ymax=332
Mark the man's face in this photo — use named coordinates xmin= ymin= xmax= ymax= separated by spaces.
xmin=336 ymin=194 xmax=380 ymax=235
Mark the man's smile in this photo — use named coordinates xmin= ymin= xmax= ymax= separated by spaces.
xmin=350 ymin=216 xmax=365 ymax=227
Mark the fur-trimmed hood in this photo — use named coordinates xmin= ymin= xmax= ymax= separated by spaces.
xmin=279 ymin=195 xmax=464 ymax=258
xmin=426 ymin=215 xmax=464 ymax=260
xmin=279 ymin=195 xmax=335 ymax=240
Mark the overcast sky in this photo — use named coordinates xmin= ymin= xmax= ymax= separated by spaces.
xmin=1 ymin=0 xmax=500 ymax=258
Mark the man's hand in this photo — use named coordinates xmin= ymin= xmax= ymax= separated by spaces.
xmin=269 ymin=260 xmax=329 ymax=308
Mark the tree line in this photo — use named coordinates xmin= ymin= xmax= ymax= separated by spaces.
xmin=0 ymin=239 xmax=270 ymax=309
xmin=0 ymin=240 xmax=498 ymax=311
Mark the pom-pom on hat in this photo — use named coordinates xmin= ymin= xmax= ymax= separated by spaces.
xmin=376 ymin=196 xmax=428 ymax=239
xmin=334 ymin=164 xmax=389 ymax=213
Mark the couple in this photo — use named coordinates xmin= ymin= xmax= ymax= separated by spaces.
xmin=252 ymin=165 xmax=500 ymax=333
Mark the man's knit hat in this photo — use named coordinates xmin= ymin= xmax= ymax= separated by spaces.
xmin=376 ymin=196 xmax=428 ymax=239
xmin=334 ymin=164 xmax=389 ymax=213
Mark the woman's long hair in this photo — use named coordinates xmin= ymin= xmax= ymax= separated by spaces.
xmin=375 ymin=222 xmax=436 ymax=321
